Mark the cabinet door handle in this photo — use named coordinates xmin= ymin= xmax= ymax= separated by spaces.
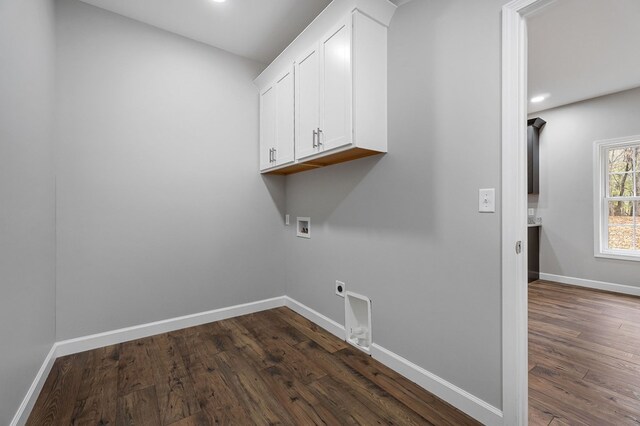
xmin=312 ymin=130 xmax=318 ymax=148
xmin=317 ymin=128 xmax=323 ymax=147
xmin=273 ymin=148 xmax=277 ymax=162
xmin=269 ymin=148 xmax=273 ymax=162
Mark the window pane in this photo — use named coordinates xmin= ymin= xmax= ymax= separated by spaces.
xmin=609 ymin=173 xmax=634 ymax=197
xmin=608 ymin=226 xmax=634 ymax=250
xmin=636 ymin=172 xmax=640 ymax=196
xmin=609 ymin=201 xmax=634 ymax=224
xmin=608 ymin=201 xmax=635 ymax=250
xmin=608 ymin=147 xmax=634 ymax=173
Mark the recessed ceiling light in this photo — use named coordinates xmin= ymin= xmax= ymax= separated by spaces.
xmin=530 ymin=95 xmax=547 ymax=103
xmin=211 ymin=0 xmax=226 ymax=3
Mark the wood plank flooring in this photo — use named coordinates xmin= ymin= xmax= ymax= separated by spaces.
xmin=28 ymin=307 xmax=478 ymax=425
xmin=529 ymin=280 xmax=640 ymax=425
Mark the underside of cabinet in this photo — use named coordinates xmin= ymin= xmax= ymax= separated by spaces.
xmin=264 ymin=147 xmax=384 ymax=175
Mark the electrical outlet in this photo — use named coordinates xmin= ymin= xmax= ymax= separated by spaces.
xmin=335 ymin=280 xmax=345 ymax=297
xmin=285 ymin=214 xmax=290 ymax=225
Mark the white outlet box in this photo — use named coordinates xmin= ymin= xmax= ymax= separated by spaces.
xmin=345 ymin=291 xmax=372 ymax=354
xmin=335 ymin=280 xmax=345 ymax=297
xmin=297 ymin=217 xmax=310 ymax=238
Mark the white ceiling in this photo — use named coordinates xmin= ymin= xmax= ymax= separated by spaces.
xmin=77 ymin=0 xmax=408 ymax=64
xmin=77 ymin=0 xmax=332 ymax=64
xmin=528 ymin=0 xmax=640 ymax=113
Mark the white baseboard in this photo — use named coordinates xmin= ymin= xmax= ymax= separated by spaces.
xmin=10 ymin=345 xmax=58 ymax=426
xmin=11 ymin=296 xmax=285 ymax=425
xmin=56 ymin=296 xmax=285 ymax=357
xmin=14 ymin=295 xmax=502 ymax=426
xmin=284 ymin=296 xmax=503 ymax=425
xmin=284 ymin=296 xmax=345 ymax=339
xmin=539 ymin=273 xmax=640 ymax=297
xmin=370 ymin=344 xmax=503 ymax=426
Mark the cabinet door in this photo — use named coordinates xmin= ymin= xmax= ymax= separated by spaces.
xmin=275 ymin=68 xmax=295 ymax=166
xmin=259 ymin=86 xmax=276 ymax=171
xmin=319 ymin=17 xmax=352 ymax=152
xmin=295 ymin=46 xmax=320 ymax=160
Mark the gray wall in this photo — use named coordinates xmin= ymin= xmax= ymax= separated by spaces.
xmin=529 ymin=87 xmax=640 ymax=286
xmin=54 ymin=0 xmax=286 ymax=340
xmin=284 ymin=0 xmax=504 ymax=409
xmin=0 ymin=0 xmax=56 ymax=422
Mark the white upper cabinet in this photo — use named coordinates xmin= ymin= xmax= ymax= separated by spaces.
xmin=255 ymin=0 xmax=396 ymax=175
xmin=295 ymin=46 xmax=320 ymax=161
xmin=259 ymin=86 xmax=276 ymax=171
xmin=319 ymin=17 xmax=352 ymax=153
xmin=275 ymin=69 xmax=295 ymax=166
xmin=259 ymin=66 xmax=295 ymax=171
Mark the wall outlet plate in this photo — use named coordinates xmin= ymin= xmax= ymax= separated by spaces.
xmin=335 ymin=280 xmax=345 ymax=297
xmin=285 ymin=214 xmax=290 ymax=225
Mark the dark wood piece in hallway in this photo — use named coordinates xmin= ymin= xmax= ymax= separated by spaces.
xmin=529 ymin=280 xmax=640 ymax=425
xmin=27 ymin=306 xmax=478 ymax=425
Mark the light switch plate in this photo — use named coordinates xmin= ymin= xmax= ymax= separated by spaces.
xmin=479 ymin=188 xmax=495 ymax=213
xmin=285 ymin=214 xmax=290 ymax=225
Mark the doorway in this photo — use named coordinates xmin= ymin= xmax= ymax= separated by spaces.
xmin=503 ymin=0 xmax=640 ymax=424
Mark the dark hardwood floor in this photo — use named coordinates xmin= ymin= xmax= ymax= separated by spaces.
xmin=28 ymin=306 xmax=478 ymax=425
xmin=529 ymin=280 xmax=640 ymax=425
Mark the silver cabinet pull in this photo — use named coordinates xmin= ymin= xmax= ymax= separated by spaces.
xmin=317 ymin=128 xmax=323 ymax=147
xmin=273 ymin=148 xmax=276 ymax=162
xmin=312 ymin=129 xmax=318 ymax=148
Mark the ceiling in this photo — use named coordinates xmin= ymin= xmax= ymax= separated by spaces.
xmin=77 ymin=0 xmax=408 ymax=65
xmin=528 ymin=0 xmax=640 ymax=113
xmin=77 ymin=0 xmax=332 ymax=64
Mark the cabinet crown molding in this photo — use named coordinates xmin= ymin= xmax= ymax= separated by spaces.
xmin=254 ymin=0 xmax=396 ymax=91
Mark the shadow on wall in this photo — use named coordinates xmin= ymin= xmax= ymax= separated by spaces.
xmin=283 ymin=156 xmax=381 ymax=224
xmin=539 ymin=229 xmax=563 ymax=274
xmin=261 ymin=174 xmax=286 ymax=218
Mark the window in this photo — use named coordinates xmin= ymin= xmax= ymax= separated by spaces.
xmin=594 ymin=136 xmax=640 ymax=260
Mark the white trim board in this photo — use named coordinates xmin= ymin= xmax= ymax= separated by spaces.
xmin=539 ymin=273 xmax=640 ymax=297
xmin=55 ymin=296 xmax=285 ymax=357
xmin=10 ymin=296 xmax=285 ymax=425
xmin=9 ymin=345 xmax=58 ymax=426
xmin=501 ymin=0 xmax=558 ymax=424
xmin=13 ymin=295 xmax=501 ymax=426
xmin=370 ymin=344 xmax=503 ymax=426
xmin=284 ymin=295 xmax=345 ymax=339
xmin=284 ymin=296 xmax=503 ymax=425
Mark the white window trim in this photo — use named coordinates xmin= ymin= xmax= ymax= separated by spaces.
xmin=593 ymin=135 xmax=640 ymax=261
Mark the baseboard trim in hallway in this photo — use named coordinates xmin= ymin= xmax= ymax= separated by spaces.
xmin=539 ymin=272 xmax=640 ymax=297
xmin=13 ymin=295 xmax=502 ymax=426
